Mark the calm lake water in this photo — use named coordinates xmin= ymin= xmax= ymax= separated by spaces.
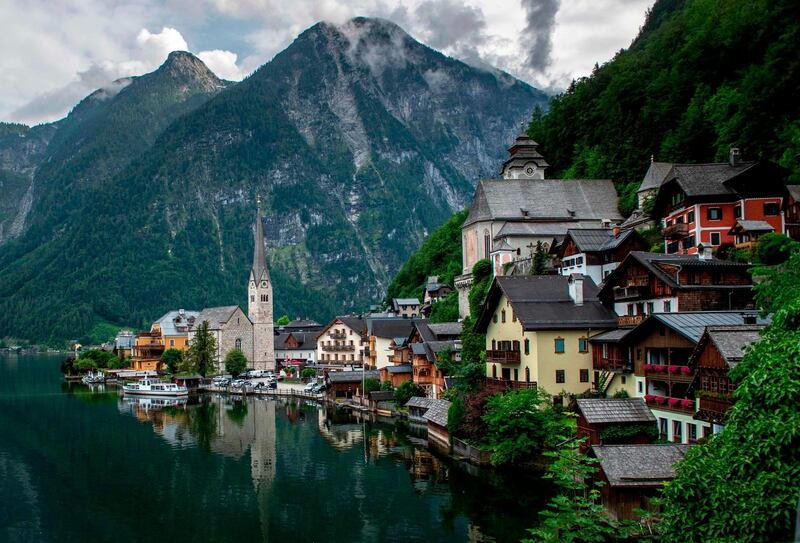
xmin=0 ymin=354 xmax=553 ymax=543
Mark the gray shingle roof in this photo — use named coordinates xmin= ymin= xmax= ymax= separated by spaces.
xmin=666 ymin=162 xmax=757 ymax=197
xmin=367 ymin=318 xmax=417 ymax=339
xmin=701 ymin=325 xmax=764 ymax=367
xmin=405 ymin=396 xmax=435 ymax=409
xmin=576 ymin=398 xmax=655 ymax=424
xmin=729 ymin=220 xmax=774 ymax=234
xmin=476 ymin=275 xmax=618 ymax=332
xmin=591 ymin=444 xmax=690 ymax=487
xmin=422 ymin=399 xmax=452 ymax=427
xmin=193 ymin=306 xmax=241 ymax=330
xmin=589 ymin=328 xmax=633 ymax=343
xmin=650 ymin=311 xmax=768 ymax=343
xmin=788 ymin=185 xmax=800 ymax=201
xmin=393 ymin=298 xmax=420 ymax=306
xmin=275 ymin=331 xmax=317 ymax=349
xmin=465 ymin=178 xmax=622 ymax=227
xmin=410 ymin=343 xmax=428 ymax=355
xmin=368 ymin=390 xmax=395 ymax=401
xmin=638 ymin=161 xmax=674 ymax=193
xmin=386 ymin=363 xmax=412 ymax=374
xmin=156 ymin=310 xmax=200 ymax=336
xmin=427 ymin=322 xmax=462 ymax=338
xmin=327 ymin=370 xmax=379 ymax=383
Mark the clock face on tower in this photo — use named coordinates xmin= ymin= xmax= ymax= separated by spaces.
xmin=261 ymin=281 xmax=267 ymax=287
xmin=250 ymin=281 xmax=255 ymax=287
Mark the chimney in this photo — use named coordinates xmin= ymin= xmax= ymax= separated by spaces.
xmin=569 ymin=275 xmax=584 ymax=306
xmin=729 ymin=147 xmax=740 ymax=167
xmin=697 ymin=244 xmax=713 ymax=260
xmin=612 ymin=225 xmax=621 ymax=237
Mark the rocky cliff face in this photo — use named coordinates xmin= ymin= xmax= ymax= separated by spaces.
xmin=0 ymin=18 xmax=546 ymax=343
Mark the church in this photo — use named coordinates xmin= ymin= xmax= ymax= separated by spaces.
xmin=188 ymin=202 xmax=276 ymax=371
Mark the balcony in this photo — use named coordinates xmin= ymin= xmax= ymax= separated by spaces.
xmin=593 ymin=357 xmax=630 ymax=373
xmin=734 ymin=241 xmax=758 ymax=251
xmin=663 ymin=223 xmax=689 ymax=238
xmin=644 ymin=395 xmax=695 ymax=413
xmin=696 ymin=394 xmax=734 ymax=423
xmin=613 ymin=285 xmax=649 ymax=301
xmin=485 ymin=378 xmax=537 ymax=392
xmin=618 ymin=315 xmax=645 ymax=328
xmin=644 ymin=364 xmax=694 ymax=382
xmin=322 ymin=344 xmax=355 ymax=352
xmin=486 ymin=350 xmax=521 ymax=364
xmin=329 ymin=331 xmax=347 ymax=340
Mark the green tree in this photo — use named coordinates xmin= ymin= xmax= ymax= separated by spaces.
xmin=447 ymin=396 xmax=466 ymax=435
xmin=301 ymin=367 xmax=316 ymax=380
xmin=160 ymin=348 xmax=184 ymax=374
xmin=531 ymin=241 xmax=549 ymax=275
xmin=363 ymin=377 xmax=381 ymax=393
xmin=482 ymin=388 xmax=570 ymax=465
xmin=184 ymin=320 xmax=217 ymax=377
xmin=224 ymin=348 xmax=248 ymax=377
xmin=276 ymin=314 xmax=290 ymax=326
xmin=380 ymin=380 xmax=393 ymax=391
xmin=394 ymin=380 xmax=423 ymax=406
xmin=525 ymin=439 xmax=622 ymax=543
xmin=658 ymin=251 xmax=800 ymax=542
xmin=756 ymin=232 xmax=798 ymax=265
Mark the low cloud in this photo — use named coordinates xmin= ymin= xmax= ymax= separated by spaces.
xmin=520 ymin=0 xmax=561 ymax=73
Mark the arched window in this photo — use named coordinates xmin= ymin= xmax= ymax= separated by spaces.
xmin=235 ymin=338 xmax=242 ymax=350
xmin=484 ymin=230 xmax=491 ymax=257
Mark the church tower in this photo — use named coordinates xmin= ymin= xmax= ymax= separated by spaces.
xmin=248 ymin=198 xmax=275 ymax=371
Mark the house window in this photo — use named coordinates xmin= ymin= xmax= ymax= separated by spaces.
xmin=659 ymin=418 xmax=668 ymax=439
xmin=627 ymin=304 xmax=634 ymax=316
xmin=710 ymin=232 xmax=721 ymax=246
xmin=734 ymin=205 xmax=742 ymax=219
xmin=663 ymin=300 xmax=672 ymax=312
xmin=492 ymin=365 xmax=497 ymax=378
xmin=580 ymin=369 xmax=589 ymax=383
xmin=687 ymin=211 xmax=695 ymax=223
xmin=554 ymin=338 xmax=565 ymax=353
xmin=261 ymin=294 xmax=268 ymax=302
xmin=514 ymin=368 xmax=519 ymax=381
xmin=688 ymin=423 xmax=698 ymax=443
xmin=525 ymin=367 xmax=530 ymax=382
xmin=501 ymin=309 xmax=506 ymax=323
xmin=170 ymin=339 xmax=175 ymax=347
xmin=491 ymin=339 xmax=496 ymax=350
xmin=638 ymin=381 xmax=644 ymax=394
xmin=524 ymin=338 xmax=530 ymax=355
xmin=235 ymin=338 xmax=242 ymax=350
xmin=682 ymin=235 xmax=696 ymax=250
xmin=646 ymin=302 xmax=654 ymax=315
xmin=555 ymin=370 xmax=565 ymax=383
xmin=578 ymin=338 xmax=588 ymax=353
xmin=484 ymin=230 xmax=491 ymax=257
xmin=493 ymin=314 xmax=498 ymax=323
xmin=512 ymin=311 xmax=516 ymax=322
xmin=707 ymin=207 xmax=722 ymax=220
xmin=602 ymin=343 xmax=608 ymax=358
xmin=764 ymin=202 xmax=779 ymax=216
xmin=621 ymin=376 xmax=627 ymax=384
xmin=250 ymin=295 xmax=255 ymax=302
xmin=673 ymin=420 xmax=683 ymax=443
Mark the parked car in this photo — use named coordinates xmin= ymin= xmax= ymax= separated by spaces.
xmin=303 ymin=382 xmax=317 ymax=392
xmin=266 ymin=380 xmax=277 ymax=389
xmin=311 ymin=383 xmax=326 ymax=393
xmin=231 ymin=379 xmax=245 ymax=388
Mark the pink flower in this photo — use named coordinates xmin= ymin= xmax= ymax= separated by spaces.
xmin=668 ymin=397 xmax=680 ymax=406
xmin=680 ymin=366 xmax=692 ymax=375
xmin=644 ymin=364 xmax=653 ymax=371
xmin=668 ymin=365 xmax=680 ymax=374
xmin=681 ymin=399 xmax=693 ymax=408
xmin=655 ymin=396 xmax=666 ymax=405
xmin=644 ymin=394 xmax=654 ymax=402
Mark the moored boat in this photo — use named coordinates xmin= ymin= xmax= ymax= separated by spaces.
xmin=122 ymin=378 xmax=188 ymax=397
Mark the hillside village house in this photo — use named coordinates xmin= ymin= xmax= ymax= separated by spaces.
xmin=728 ymin=220 xmax=774 ymax=250
xmin=366 ymin=318 xmax=417 ymax=370
xmin=690 ymin=325 xmax=764 ymax=431
xmin=114 ymin=330 xmax=134 ymax=360
xmin=598 ymin=251 xmax=754 ymax=327
xmin=455 ymin=135 xmax=623 ymax=317
xmin=407 ymin=321 xmax=462 ymax=399
xmin=552 ymin=228 xmax=649 ymax=285
xmin=316 ymin=316 xmax=367 ymax=370
xmin=421 ymin=276 xmax=452 ymax=315
xmin=274 ymin=319 xmax=322 ymax=368
xmin=783 ymin=185 xmax=800 ymax=238
xmin=475 ymin=275 xmax=617 ymax=400
xmin=589 ymin=328 xmax=636 ymax=397
xmin=649 ymin=150 xmax=787 ymax=255
xmin=391 ymin=298 xmax=421 ymax=317
xmin=621 ymin=311 xmax=766 ymax=443
xmin=130 ymin=309 xmax=199 ymax=370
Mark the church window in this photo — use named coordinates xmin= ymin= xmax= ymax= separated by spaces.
xmin=484 ymin=230 xmax=491 ymax=257
xmin=251 ymin=295 xmax=255 ymax=302
xmin=235 ymin=338 xmax=242 ymax=350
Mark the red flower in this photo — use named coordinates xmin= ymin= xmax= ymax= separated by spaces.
xmin=668 ymin=365 xmax=679 ymax=374
xmin=681 ymin=399 xmax=693 ymax=408
xmin=655 ymin=396 xmax=666 ymax=404
xmin=680 ymin=366 xmax=692 ymax=375
xmin=644 ymin=364 xmax=653 ymax=371
xmin=668 ymin=397 xmax=680 ymax=406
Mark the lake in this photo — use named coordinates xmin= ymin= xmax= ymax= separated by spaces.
xmin=0 ymin=354 xmax=553 ymax=543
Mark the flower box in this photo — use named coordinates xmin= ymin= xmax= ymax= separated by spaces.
xmin=680 ymin=366 xmax=692 ymax=375
xmin=644 ymin=364 xmax=653 ymax=371
xmin=668 ymin=397 xmax=680 ymax=406
xmin=654 ymin=365 xmax=667 ymax=373
xmin=668 ymin=365 xmax=680 ymax=374
xmin=655 ymin=396 xmax=666 ymax=405
xmin=643 ymin=394 xmax=654 ymax=402
xmin=681 ymin=399 xmax=693 ymax=408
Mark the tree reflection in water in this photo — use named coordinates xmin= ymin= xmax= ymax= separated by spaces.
xmin=187 ymin=397 xmax=218 ymax=453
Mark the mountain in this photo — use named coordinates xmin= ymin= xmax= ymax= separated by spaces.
xmin=0 ymin=17 xmax=546 ymax=344
xmin=528 ymin=0 xmax=800 ymax=216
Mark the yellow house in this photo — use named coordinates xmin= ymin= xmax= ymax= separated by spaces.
xmin=475 ymin=275 xmax=618 ymax=399
xmin=131 ymin=309 xmax=199 ymax=371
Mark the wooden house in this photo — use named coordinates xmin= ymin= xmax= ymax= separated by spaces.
xmin=553 ymin=227 xmax=648 ymax=285
xmin=590 ymin=444 xmax=690 ymax=521
xmin=325 ymin=370 xmax=379 ymax=400
xmin=423 ymin=399 xmax=452 ymax=451
xmin=405 ymin=396 xmax=435 ymax=423
xmin=576 ymin=398 xmax=656 ymax=451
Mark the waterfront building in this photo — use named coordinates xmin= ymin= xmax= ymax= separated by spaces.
xmin=366 ymin=317 xmax=418 ymax=370
xmin=156 ymin=309 xmax=199 ymax=350
xmin=597 ymin=251 xmax=754 ymax=327
xmin=423 ymin=398 xmax=452 ymax=451
xmin=380 ymin=336 xmax=413 ymax=387
xmin=316 ymin=316 xmax=367 ymax=370
xmin=456 ymin=136 xmax=622 ymax=317
xmin=621 ymin=311 xmax=767 ymax=443
xmin=188 ymin=203 xmax=275 ymax=371
xmin=326 ymin=370 xmax=379 ymax=400
xmin=131 ymin=330 xmax=165 ymax=371
xmin=406 ymin=320 xmax=461 ymax=399
xmin=590 ymin=444 xmax=689 ymax=521
xmin=648 ymin=150 xmax=787 ymax=255
xmin=690 ymin=325 xmax=764 ymax=430
xmin=405 ymin=396 xmax=435 ymax=423
xmin=575 ymin=398 xmax=656 ymax=451
xmin=475 ymin=275 xmax=617 ymax=399
xmin=114 ymin=330 xmax=135 ymax=360
xmin=552 ymin=227 xmax=648 ymax=285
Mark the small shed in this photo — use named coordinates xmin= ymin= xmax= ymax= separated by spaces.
xmin=405 ymin=396 xmax=435 ymax=423
xmin=326 ymin=370 xmax=380 ymax=399
xmin=172 ymin=375 xmax=203 ymax=392
xmin=423 ymin=399 xmax=452 ymax=451
xmin=380 ymin=363 xmax=413 ymax=388
xmin=368 ymin=390 xmax=396 ymax=414
xmin=591 ymin=444 xmax=689 ymax=520
xmin=576 ymin=398 xmax=656 ymax=450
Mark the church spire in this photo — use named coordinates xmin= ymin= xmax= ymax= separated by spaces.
xmin=252 ymin=196 xmax=268 ymax=281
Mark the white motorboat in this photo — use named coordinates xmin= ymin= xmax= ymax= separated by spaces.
xmin=82 ymin=371 xmax=105 ymax=384
xmin=122 ymin=378 xmax=188 ymax=397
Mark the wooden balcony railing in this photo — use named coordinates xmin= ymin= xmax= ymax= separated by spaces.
xmin=321 ymin=344 xmax=355 ymax=352
xmin=696 ymin=395 xmax=734 ymax=423
xmin=663 ymin=223 xmax=689 ymax=238
xmin=618 ymin=315 xmax=646 ymax=327
xmin=613 ymin=286 xmax=649 ymax=301
xmin=593 ymin=357 xmax=630 ymax=372
xmin=485 ymin=378 xmax=537 ymax=392
xmin=486 ymin=350 xmax=521 ymax=364
xmin=644 ymin=395 xmax=695 ymax=413
xmin=329 ymin=331 xmax=347 ymax=340
xmin=644 ymin=365 xmax=694 ymax=382
xmin=735 ymin=241 xmax=758 ymax=250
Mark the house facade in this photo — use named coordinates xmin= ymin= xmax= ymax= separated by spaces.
xmin=475 ymin=275 xmax=617 ymax=399
xmin=576 ymin=398 xmax=656 ymax=451
xmin=391 ymin=298 xmax=421 ymax=318
xmin=366 ymin=317 xmax=417 ymax=370
xmin=316 ymin=316 xmax=366 ymax=370
xmin=554 ymin=227 xmax=649 ymax=285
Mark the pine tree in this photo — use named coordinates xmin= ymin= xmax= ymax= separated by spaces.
xmin=185 ymin=320 xmax=217 ymax=377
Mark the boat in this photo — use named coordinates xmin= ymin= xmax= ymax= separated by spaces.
xmin=122 ymin=378 xmax=188 ymax=397
xmin=82 ymin=371 xmax=105 ymax=384
xmin=123 ymin=396 xmax=187 ymax=411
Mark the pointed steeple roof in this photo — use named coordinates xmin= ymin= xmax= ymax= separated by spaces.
xmin=252 ymin=197 xmax=269 ymax=282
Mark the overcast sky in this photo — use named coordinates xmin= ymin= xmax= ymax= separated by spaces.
xmin=1 ymin=0 xmax=654 ymax=125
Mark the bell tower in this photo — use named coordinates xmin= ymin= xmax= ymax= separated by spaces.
xmin=248 ymin=197 xmax=275 ymax=371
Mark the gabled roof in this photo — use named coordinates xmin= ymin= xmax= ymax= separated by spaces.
xmin=405 ymin=396 xmax=435 ymax=409
xmin=576 ymin=398 xmax=655 ymax=424
xmin=275 ymin=331 xmax=317 ymax=350
xmin=427 ymin=322 xmax=462 ymax=339
xmin=637 ymin=161 xmax=674 ymax=193
xmin=465 ymin=178 xmax=622 ymax=228
xmin=787 ymin=185 xmax=800 ymax=201
xmin=589 ymin=328 xmax=633 ymax=343
xmin=495 ymin=221 xmax=609 ymax=239
xmin=318 ymin=315 xmax=365 ymax=338
xmin=193 ymin=306 xmax=242 ymax=330
xmin=560 ymin=228 xmax=644 ymax=255
xmin=422 ymin=399 xmax=452 ymax=427
xmin=729 ymin=220 xmax=774 ymax=235
xmin=665 ymin=162 xmax=758 ymax=197
xmin=475 ymin=275 xmax=618 ymax=332
xmin=393 ymin=298 xmax=420 ymax=306
xmin=591 ymin=444 xmax=690 ymax=487
xmin=327 ymin=370 xmax=379 ymax=383
xmin=156 ymin=310 xmax=200 ymax=336
xmin=691 ymin=325 xmax=764 ymax=369
xmin=367 ymin=318 xmax=417 ymax=339
xmin=626 ymin=311 xmax=768 ymax=344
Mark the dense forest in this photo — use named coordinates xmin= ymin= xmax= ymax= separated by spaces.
xmin=529 ymin=0 xmax=800 ymax=215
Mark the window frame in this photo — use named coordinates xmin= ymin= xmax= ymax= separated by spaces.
xmin=710 ymin=232 xmax=721 ymax=246
xmin=555 ymin=369 xmax=565 ymax=384
xmin=707 ymin=207 xmax=722 ymax=221
xmin=554 ymin=337 xmax=565 ymax=354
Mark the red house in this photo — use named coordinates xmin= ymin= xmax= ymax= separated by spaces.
xmin=651 ymin=150 xmax=787 ymax=255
